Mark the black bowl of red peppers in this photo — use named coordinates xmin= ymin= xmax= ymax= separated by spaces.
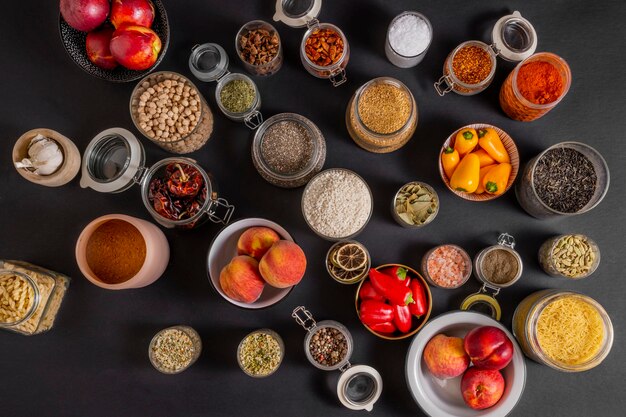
xmin=355 ymin=264 xmax=432 ymax=340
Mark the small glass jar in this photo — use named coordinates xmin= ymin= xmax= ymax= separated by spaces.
xmin=512 ymin=290 xmax=613 ymax=372
xmin=391 ymin=181 xmax=439 ymax=228
xmin=149 ymin=325 xmax=202 ymax=374
xmin=515 ymin=142 xmax=610 ymax=219
xmin=0 ymin=260 xmax=70 ymax=336
xmin=538 ymin=234 xmax=600 ymax=279
xmin=385 ymin=11 xmax=432 ymax=68
xmin=421 ymin=244 xmax=472 ymax=289
xmin=237 ymin=329 xmax=285 ymax=378
xmin=500 ymin=52 xmax=571 ymax=121
xmin=235 ymin=20 xmax=283 ymax=77
xmin=346 ymin=77 xmax=418 ymax=153
xmin=251 ymin=113 xmax=326 ymax=188
xmin=435 ymin=41 xmax=498 ymax=96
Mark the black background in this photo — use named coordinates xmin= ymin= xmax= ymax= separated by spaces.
xmin=1 ymin=1 xmax=625 ymax=416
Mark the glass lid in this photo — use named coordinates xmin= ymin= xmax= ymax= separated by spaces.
xmin=491 ymin=11 xmax=538 ymax=62
xmin=80 ymin=127 xmax=145 ymax=193
xmin=336 ymin=364 xmax=383 ymax=411
xmin=273 ymin=0 xmax=322 ymax=28
xmin=189 ymin=43 xmax=229 ymax=83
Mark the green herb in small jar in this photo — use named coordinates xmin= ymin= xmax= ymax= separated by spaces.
xmin=219 ymin=79 xmax=256 ymax=113
xmin=149 ymin=326 xmax=201 ymax=374
xmin=393 ymin=182 xmax=438 ymax=227
xmin=238 ymin=330 xmax=284 ymax=377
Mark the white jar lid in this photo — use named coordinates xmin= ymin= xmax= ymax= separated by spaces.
xmin=491 ymin=11 xmax=538 ymax=62
xmin=273 ymin=0 xmax=322 ymax=28
xmin=336 ymin=364 xmax=383 ymax=411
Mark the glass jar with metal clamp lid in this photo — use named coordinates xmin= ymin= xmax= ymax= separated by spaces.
xmin=434 ymin=11 xmax=538 ymax=96
xmin=292 ymin=306 xmax=383 ymax=411
xmin=79 ymin=127 xmax=234 ymax=229
xmin=273 ymin=0 xmax=350 ymax=86
xmin=189 ymin=43 xmax=263 ymax=129
xmin=460 ymin=233 xmax=523 ymax=320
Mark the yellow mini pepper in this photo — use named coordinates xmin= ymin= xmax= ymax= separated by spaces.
xmin=441 ymin=146 xmax=460 ymax=179
xmin=475 ymin=164 xmax=497 ymax=194
xmin=472 ymin=149 xmax=497 ymax=167
xmin=477 ymin=128 xmax=510 ymax=163
xmin=483 ymin=163 xmax=512 ymax=195
xmin=454 ymin=128 xmax=478 ymax=156
xmin=450 ymin=153 xmax=480 ymax=193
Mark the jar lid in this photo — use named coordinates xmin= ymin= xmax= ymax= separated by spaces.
xmin=491 ymin=11 xmax=537 ymax=62
xmin=188 ymin=43 xmax=229 ymax=83
xmin=460 ymin=292 xmax=502 ymax=321
xmin=273 ymin=0 xmax=322 ymax=28
xmin=336 ymin=364 xmax=383 ymax=411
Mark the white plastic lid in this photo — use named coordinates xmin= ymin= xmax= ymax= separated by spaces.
xmin=188 ymin=43 xmax=229 ymax=83
xmin=273 ymin=0 xmax=322 ymax=28
xmin=491 ymin=11 xmax=537 ymax=62
xmin=336 ymin=364 xmax=383 ymax=412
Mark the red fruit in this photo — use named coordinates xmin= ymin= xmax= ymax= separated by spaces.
xmin=60 ymin=0 xmax=110 ymax=32
xmin=86 ymin=26 xmax=118 ymax=70
xmin=110 ymin=0 xmax=155 ymax=29
xmin=464 ymin=326 xmax=514 ymax=371
xmin=110 ymin=25 xmax=162 ymax=71
xmin=219 ymin=256 xmax=265 ymax=304
xmin=461 ymin=368 xmax=505 ymax=410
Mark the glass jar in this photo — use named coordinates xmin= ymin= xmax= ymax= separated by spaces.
xmin=80 ymin=127 xmax=234 ymax=229
xmin=421 ymin=244 xmax=472 ymax=289
xmin=538 ymin=234 xmax=600 ymax=279
xmin=435 ymin=11 xmax=538 ymax=96
xmin=391 ymin=181 xmax=439 ymax=228
xmin=237 ymin=329 xmax=285 ymax=378
xmin=385 ymin=11 xmax=432 ymax=68
xmin=499 ymin=53 xmax=571 ymax=121
xmin=235 ymin=20 xmax=283 ymax=77
xmin=346 ymin=77 xmax=418 ymax=153
xmin=325 ymin=240 xmax=371 ymax=285
xmin=251 ymin=113 xmax=326 ymax=188
xmin=515 ymin=142 xmax=610 ymax=219
xmin=292 ymin=306 xmax=383 ymax=411
xmin=0 ymin=260 xmax=70 ymax=336
xmin=189 ymin=43 xmax=263 ymax=129
xmin=273 ymin=0 xmax=349 ymax=86
xmin=148 ymin=325 xmax=202 ymax=374
xmin=130 ymin=71 xmax=214 ymax=154
xmin=512 ymin=290 xmax=613 ymax=372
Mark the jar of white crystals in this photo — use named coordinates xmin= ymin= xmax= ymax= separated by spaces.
xmin=385 ymin=11 xmax=433 ymax=68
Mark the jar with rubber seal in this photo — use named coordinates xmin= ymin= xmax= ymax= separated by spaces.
xmin=273 ymin=0 xmax=350 ymax=86
xmin=235 ymin=20 xmax=283 ymax=76
xmin=460 ymin=233 xmax=523 ymax=321
xmin=434 ymin=11 xmax=538 ymax=96
xmin=79 ymin=128 xmax=234 ymax=229
xmin=292 ymin=306 xmax=383 ymax=411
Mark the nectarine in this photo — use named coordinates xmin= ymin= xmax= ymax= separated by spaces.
xmin=86 ymin=26 xmax=118 ymax=70
xmin=110 ymin=25 xmax=161 ymax=71
xmin=461 ymin=368 xmax=505 ymax=410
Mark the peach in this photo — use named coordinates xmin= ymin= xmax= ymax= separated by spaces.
xmin=110 ymin=0 xmax=155 ymax=29
xmin=461 ymin=368 xmax=505 ymax=410
xmin=464 ymin=326 xmax=513 ymax=371
xmin=61 ymin=0 xmax=110 ymax=32
xmin=86 ymin=26 xmax=118 ymax=70
xmin=423 ymin=334 xmax=470 ymax=379
xmin=110 ymin=25 xmax=162 ymax=71
xmin=237 ymin=227 xmax=281 ymax=260
xmin=259 ymin=241 xmax=306 ymax=288
xmin=219 ymin=256 xmax=265 ymax=304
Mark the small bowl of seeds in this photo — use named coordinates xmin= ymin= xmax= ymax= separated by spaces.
xmin=149 ymin=325 xmax=202 ymax=374
xmin=237 ymin=329 xmax=284 ymax=378
xmin=392 ymin=181 xmax=439 ymax=228
xmin=326 ymin=240 xmax=371 ymax=284
xmin=538 ymin=234 xmax=600 ymax=279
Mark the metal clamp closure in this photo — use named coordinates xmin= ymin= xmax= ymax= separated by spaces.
xmin=497 ymin=232 xmax=516 ymax=249
xmin=329 ymin=68 xmax=347 ymax=87
xmin=132 ymin=166 xmax=148 ymax=185
xmin=244 ymin=111 xmax=263 ymax=129
xmin=339 ymin=361 xmax=352 ymax=373
xmin=434 ymin=75 xmax=454 ymax=96
xmin=480 ymin=283 xmax=501 ymax=298
xmin=207 ymin=197 xmax=235 ymax=225
xmin=489 ymin=43 xmax=501 ymax=56
xmin=292 ymin=306 xmax=317 ymax=331
xmin=306 ymin=18 xmax=320 ymax=29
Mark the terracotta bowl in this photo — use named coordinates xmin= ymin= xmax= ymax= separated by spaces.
xmin=439 ymin=123 xmax=519 ymax=201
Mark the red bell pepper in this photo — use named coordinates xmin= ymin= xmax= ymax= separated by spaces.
xmin=359 ymin=300 xmax=395 ymax=325
xmin=393 ymin=304 xmax=412 ymax=333
xmin=358 ymin=281 xmax=385 ymax=301
xmin=369 ymin=268 xmax=414 ymax=306
xmin=368 ymin=321 xmax=397 ymax=334
xmin=408 ymin=279 xmax=428 ymax=317
xmin=383 ymin=266 xmax=410 ymax=287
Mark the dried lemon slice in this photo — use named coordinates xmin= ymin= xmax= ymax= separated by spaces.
xmin=335 ymin=243 xmax=368 ymax=272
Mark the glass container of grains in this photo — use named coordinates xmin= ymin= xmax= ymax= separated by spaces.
xmin=391 ymin=181 xmax=439 ymax=228
xmin=292 ymin=306 xmax=383 ymax=411
xmin=301 ymin=168 xmax=373 ymax=241
xmin=346 ymin=77 xmax=418 ymax=153
xmin=189 ymin=43 xmax=263 ymax=129
xmin=385 ymin=11 xmax=433 ymax=68
xmin=538 ymin=234 xmax=600 ymax=279
xmin=0 ymin=260 xmax=70 ymax=336
xmin=421 ymin=244 xmax=472 ymax=289
xmin=460 ymin=233 xmax=523 ymax=321
xmin=273 ymin=0 xmax=350 ymax=86
xmin=149 ymin=325 xmax=202 ymax=374
xmin=80 ymin=128 xmax=234 ymax=229
xmin=237 ymin=329 xmax=285 ymax=378
xmin=435 ymin=11 xmax=538 ymax=96
xmin=325 ymin=240 xmax=371 ymax=284
xmin=130 ymin=71 xmax=214 ymax=154
xmin=512 ymin=290 xmax=613 ymax=372
xmin=252 ymin=113 xmax=326 ymax=188
xmin=235 ymin=20 xmax=283 ymax=76
xmin=515 ymin=142 xmax=609 ymax=219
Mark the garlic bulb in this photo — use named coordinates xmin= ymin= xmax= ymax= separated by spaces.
xmin=15 ymin=134 xmax=64 ymax=176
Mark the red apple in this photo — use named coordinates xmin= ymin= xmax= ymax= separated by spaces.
xmin=464 ymin=326 xmax=514 ymax=370
xmin=86 ymin=26 xmax=118 ymax=70
xmin=60 ymin=0 xmax=110 ymax=32
xmin=110 ymin=0 xmax=155 ymax=29
xmin=110 ymin=25 xmax=162 ymax=71
xmin=423 ymin=334 xmax=470 ymax=379
xmin=461 ymin=368 xmax=505 ymax=410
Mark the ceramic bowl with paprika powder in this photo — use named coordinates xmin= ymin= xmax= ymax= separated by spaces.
xmin=439 ymin=123 xmax=519 ymax=202
xmin=75 ymin=214 xmax=170 ymax=290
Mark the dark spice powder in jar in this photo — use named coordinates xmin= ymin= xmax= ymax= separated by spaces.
xmin=481 ymin=249 xmax=519 ymax=284
xmin=261 ymin=120 xmax=314 ymax=174
xmin=452 ymin=45 xmax=492 ymax=84
xmin=86 ymin=220 xmax=146 ymax=284
xmin=533 ymin=147 xmax=597 ymax=213
xmin=308 ymin=326 xmax=348 ymax=367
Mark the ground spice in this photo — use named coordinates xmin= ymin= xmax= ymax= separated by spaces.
xmin=481 ymin=249 xmax=519 ymax=284
xmin=305 ymin=28 xmax=344 ymax=66
xmin=357 ymin=83 xmax=411 ymax=134
xmin=308 ymin=327 xmax=348 ymax=367
xmin=220 ymin=79 xmax=255 ymax=113
xmin=261 ymin=120 xmax=314 ymax=174
xmin=452 ymin=45 xmax=492 ymax=84
xmin=238 ymin=332 xmax=283 ymax=376
xmin=516 ymin=61 xmax=563 ymax=104
xmin=85 ymin=220 xmax=146 ymax=284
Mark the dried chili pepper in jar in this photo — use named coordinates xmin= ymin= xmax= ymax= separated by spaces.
xmin=148 ymin=163 xmax=207 ymax=222
xmin=166 ymin=163 xmax=204 ymax=197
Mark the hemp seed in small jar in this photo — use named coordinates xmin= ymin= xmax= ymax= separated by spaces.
xmin=538 ymin=234 xmax=600 ymax=279
xmin=237 ymin=329 xmax=284 ymax=378
xmin=149 ymin=325 xmax=202 ymax=374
